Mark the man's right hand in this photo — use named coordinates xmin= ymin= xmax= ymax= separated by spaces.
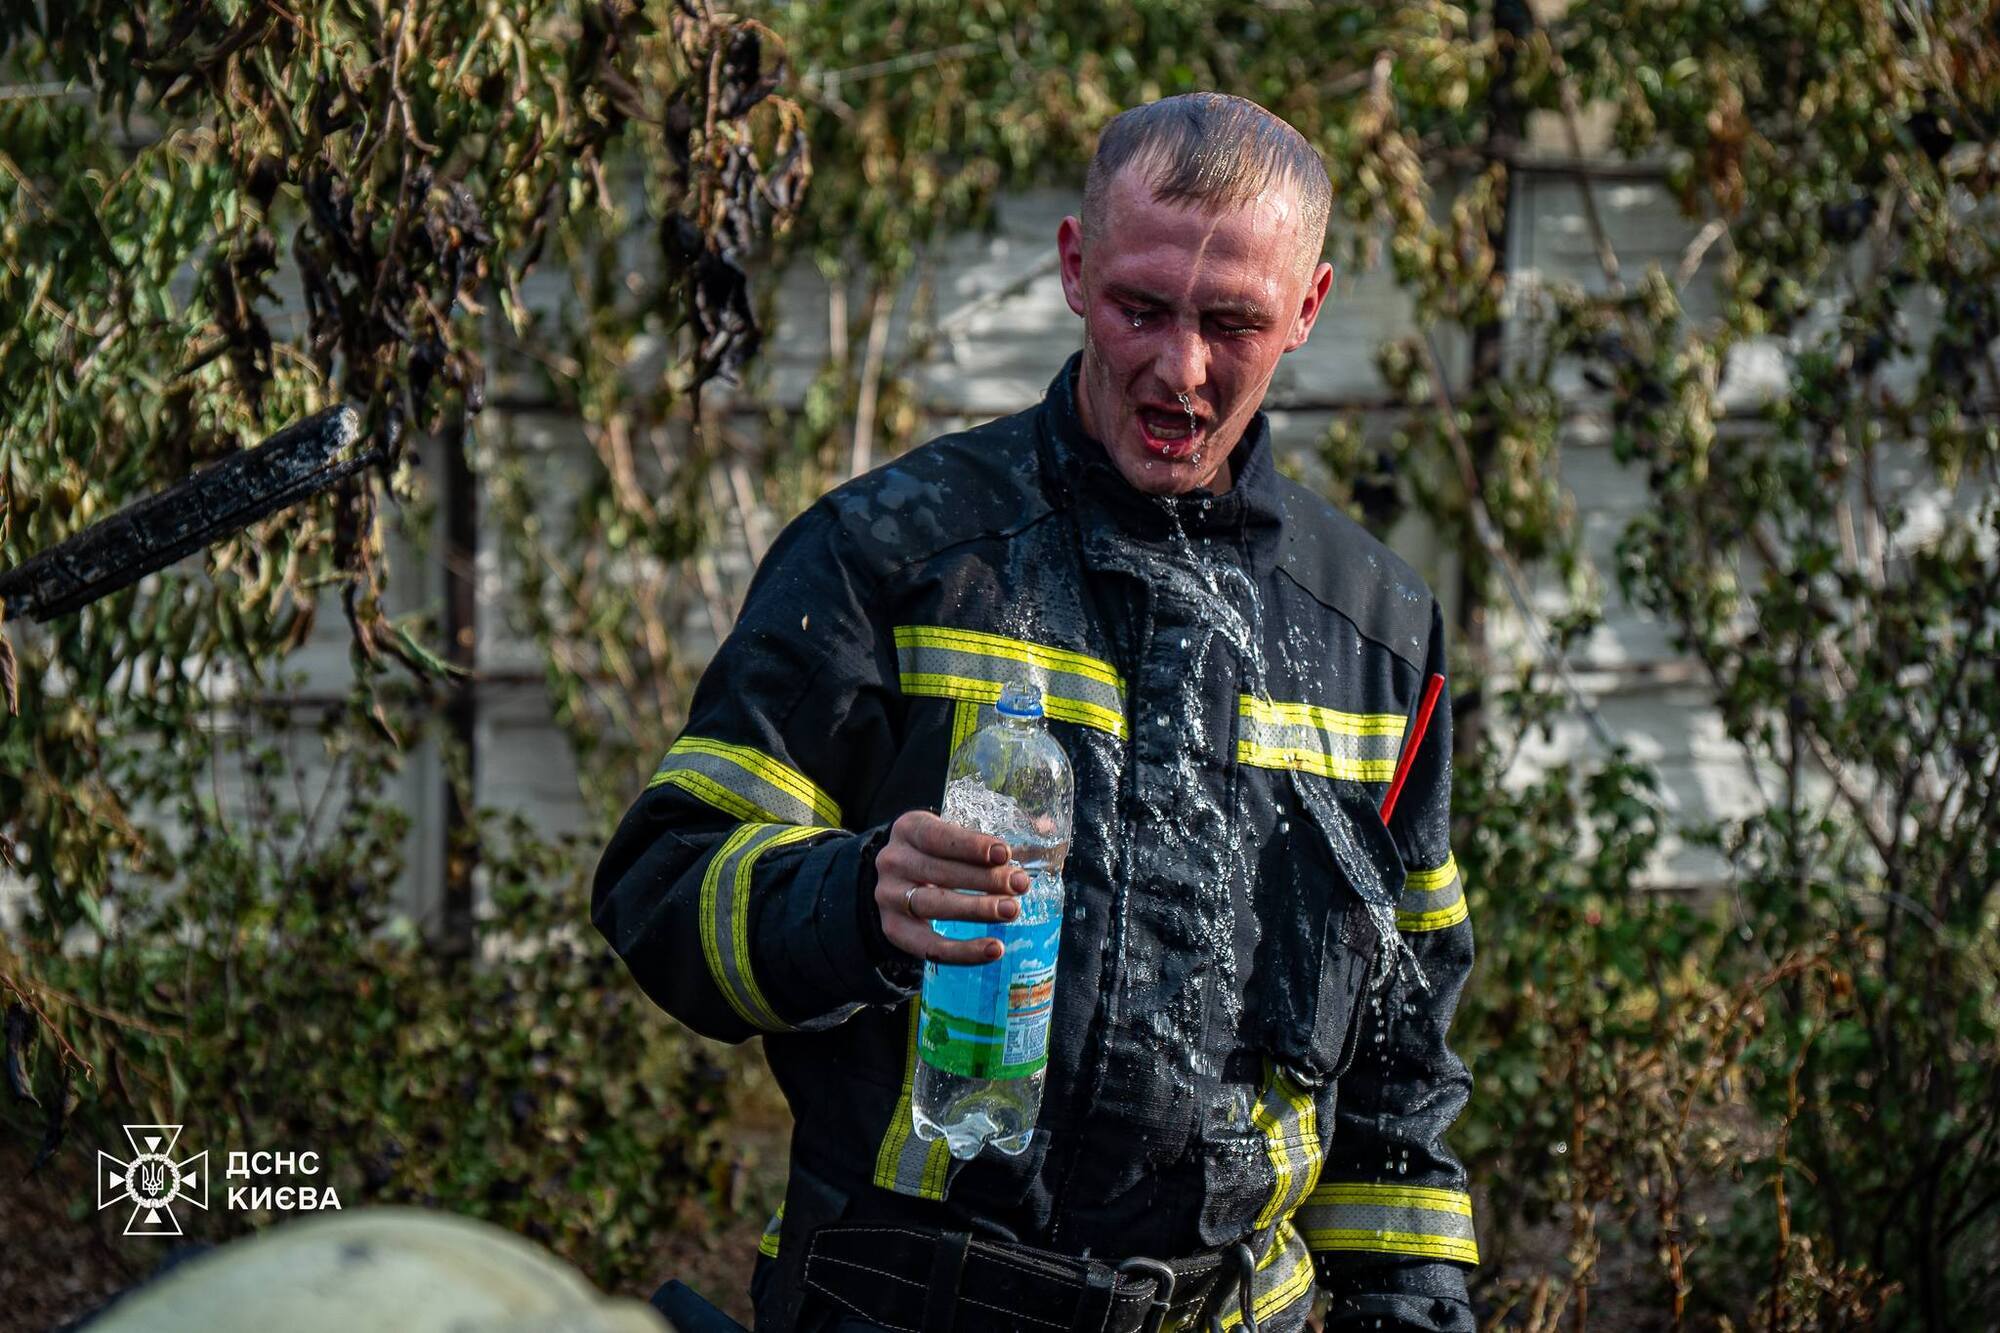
xmin=873 ymin=810 xmax=1029 ymax=965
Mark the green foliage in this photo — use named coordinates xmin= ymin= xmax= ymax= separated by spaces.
xmin=2 ymin=0 xmax=804 ymax=1299
xmin=7 ymin=701 xmax=761 ymax=1290
xmin=1440 ymin=3 xmax=2000 ymax=1328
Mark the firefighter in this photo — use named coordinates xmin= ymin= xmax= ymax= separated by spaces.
xmin=595 ymin=92 xmax=1478 ymax=1333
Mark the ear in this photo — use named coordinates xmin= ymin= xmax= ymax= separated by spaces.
xmin=1282 ymin=260 xmax=1335 ymax=353
xmin=1057 ymin=215 xmax=1087 ymax=318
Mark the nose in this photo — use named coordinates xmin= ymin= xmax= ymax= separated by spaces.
xmin=1152 ymin=320 xmax=1208 ymax=397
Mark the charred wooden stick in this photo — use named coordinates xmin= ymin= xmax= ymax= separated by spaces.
xmin=0 ymin=405 xmax=373 ymax=622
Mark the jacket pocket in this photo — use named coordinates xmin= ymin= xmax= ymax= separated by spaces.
xmin=1244 ymin=769 xmax=1392 ymax=1086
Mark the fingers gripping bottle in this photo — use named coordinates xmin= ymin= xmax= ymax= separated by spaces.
xmin=912 ymin=682 xmax=1074 ymax=1159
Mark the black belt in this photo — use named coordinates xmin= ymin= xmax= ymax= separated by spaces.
xmin=802 ymin=1222 xmax=1262 ymax=1333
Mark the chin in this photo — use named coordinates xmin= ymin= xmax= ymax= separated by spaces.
xmin=1112 ymin=440 xmax=1218 ymax=496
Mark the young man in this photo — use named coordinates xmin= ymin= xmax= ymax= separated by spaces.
xmin=595 ymin=93 xmax=1478 ymax=1333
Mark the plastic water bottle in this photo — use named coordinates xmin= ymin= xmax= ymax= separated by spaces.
xmin=912 ymin=682 xmax=1074 ymax=1159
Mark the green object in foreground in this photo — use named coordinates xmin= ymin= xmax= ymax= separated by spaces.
xmin=77 ymin=1206 xmax=673 ymax=1333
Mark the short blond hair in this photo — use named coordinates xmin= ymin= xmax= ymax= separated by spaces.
xmin=1082 ymin=93 xmax=1331 ymax=274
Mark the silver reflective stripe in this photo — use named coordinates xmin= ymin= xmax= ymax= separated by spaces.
xmin=1210 ymin=1222 xmax=1317 ymax=1331
xmin=1235 ymin=696 xmax=1404 ymax=782
xmin=699 ymin=823 xmax=833 ymax=1031
xmin=894 ymin=625 xmax=1127 ymax=739
xmin=873 ymin=1003 xmax=951 ymax=1200
xmin=648 ymin=735 xmax=842 ymax=828
xmin=1397 ymin=852 xmax=1467 ymax=933
xmin=1296 ymin=1182 xmax=1480 ymax=1265
xmin=1253 ymin=1067 xmax=1323 ymax=1231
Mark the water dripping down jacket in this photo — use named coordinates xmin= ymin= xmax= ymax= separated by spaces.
xmin=594 ymin=355 xmax=1480 ymax=1333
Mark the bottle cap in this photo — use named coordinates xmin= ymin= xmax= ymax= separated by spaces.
xmin=995 ymin=681 xmax=1044 ymax=719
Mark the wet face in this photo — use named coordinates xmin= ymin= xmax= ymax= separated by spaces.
xmin=1058 ymin=165 xmax=1334 ymax=497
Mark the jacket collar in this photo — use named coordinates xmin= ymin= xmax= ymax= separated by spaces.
xmin=1035 ymin=352 xmax=1285 ymax=566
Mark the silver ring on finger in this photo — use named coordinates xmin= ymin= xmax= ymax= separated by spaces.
xmin=903 ymin=883 xmax=923 ymax=919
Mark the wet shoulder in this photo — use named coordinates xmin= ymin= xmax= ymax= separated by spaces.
xmin=811 ymin=406 xmax=1051 ymax=579
xmin=1275 ymin=476 xmax=1433 ymax=672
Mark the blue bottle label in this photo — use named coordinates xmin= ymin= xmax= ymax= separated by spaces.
xmin=918 ymin=874 xmax=1062 ymax=1079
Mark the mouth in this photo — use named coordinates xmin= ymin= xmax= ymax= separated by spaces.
xmin=1135 ymin=403 xmax=1208 ymax=457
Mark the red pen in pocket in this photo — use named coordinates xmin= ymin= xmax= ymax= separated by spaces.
xmin=1379 ymin=672 xmax=1446 ymax=823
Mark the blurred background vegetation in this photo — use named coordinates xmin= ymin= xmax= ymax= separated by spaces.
xmin=2 ymin=2 xmax=1996 ymax=1329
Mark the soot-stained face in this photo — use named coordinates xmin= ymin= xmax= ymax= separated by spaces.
xmin=1057 ymin=164 xmax=1334 ymax=497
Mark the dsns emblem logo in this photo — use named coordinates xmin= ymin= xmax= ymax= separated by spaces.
xmin=99 ymin=1124 xmax=208 ymax=1236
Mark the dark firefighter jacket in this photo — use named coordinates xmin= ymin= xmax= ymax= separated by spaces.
xmin=594 ymin=355 xmax=1480 ymax=1333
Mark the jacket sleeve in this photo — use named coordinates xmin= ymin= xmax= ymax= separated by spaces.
xmin=591 ymin=504 xmax=916 ymax=1044
xmin=1306 ymin=600 xmax=1479 ymax=1332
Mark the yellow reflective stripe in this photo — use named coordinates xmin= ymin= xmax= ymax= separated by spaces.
xmin=874 ymin=1003 xmax=950 ymax=1200
xmin=1236 ymin=739 xmax=1399 ymax=783
xmin=649 ymin=735 xmax=842 ymax=827
xmin=1300 ymin=1227 xmax=1480 ymax=1264
xmin=699 ymin=823 xmax=831 ymax=1032
xmin=1405 ymin=853 xmax=1459 ymax=892
xmin=1213 ymin=1223 xmax=1316 ymax=1330
xmin=1397 ymin=852 xmax=1466 ymax=933
xmin=731 ymin=825 xmax=827 ymax=1027
xmin=758 ymin=1200 xmax=784 ymax=1258
xmin=682 ymin=736 xmax=841 ymax=825
xmin=901 ymin=671 xmax=1128 ymax=739
xmin=896 ymin=624 xmax=1123 ymax=687
xmin=1299 ymin=1182 xmax=1480 ymax=1265
xmin=1310 ymin=1182 xmax=1474 ymax=1212
xmin=950 ymin=699 xmax=982 ymax=755
xmin=1237 ymin=695 xmax=1403 ymax=781
xmin=895 ymin=625 xmax=1130 ymax=740
xmin=699 ymin=824 xmax=761 ymax=1026
xmin=1252 ymin=1068 xmax=1321 ymax=1231
xmin=1239 ymin=696 xmax=1406 ymax=736
xmin=1251 ymin=1092 xmax=1294 ymax=1232
xmin=1396 ymin=897 xmax=1469 ymax=932
xmin=652 ymin=769 xmax=771 ymax=826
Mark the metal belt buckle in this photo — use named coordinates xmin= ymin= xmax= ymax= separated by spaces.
xmin=1113 ymin=1256 xmax=1177 ymax=1333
